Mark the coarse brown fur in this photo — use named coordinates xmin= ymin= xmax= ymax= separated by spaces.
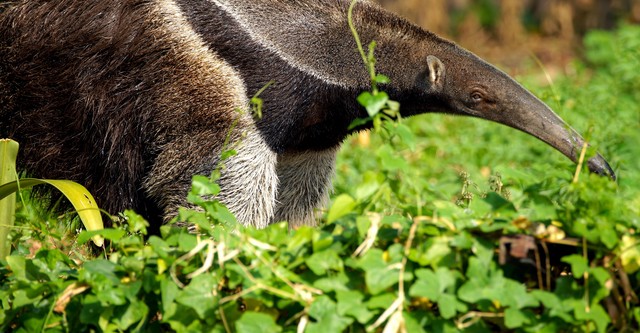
xmin=0 ymin=0 xmax=262 ymax=227
xmin=0 ymin=0 xmax=614 ymax=230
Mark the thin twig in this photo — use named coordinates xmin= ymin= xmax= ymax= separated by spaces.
xmin=187 ymin=241 xmax=216 ymax=278
xmin=615 ymin=260 xmax=639 ymax=303
xmin=368 ymin=298 xmax=403 ymax=331
xmin=219 ymin=307 xmax=231 ymax=333
xmin=582 ymin=237 xmax=592 ymax=333
xmin=540 ymin=240 xmax=551 ymax=291
xmin=533 ymin=242 xmax=545 ymax=291
xmin=244 ymin=239 xmax=321 ymax=301
xmin=297 ymin=314 xmax=309 ymax=333
xmin=348 ymin=0 xmax=376 ymax=83
xmin=456 ymin=311 xmax=505 ymax=330
xmin=283 ymin=309 xmax=307 ymax=326
xmin=367 ymin=217 xmax=419 ymax=332
xmin=573 ymin=141 xmax=589 ymax=183
xmin=171 ymin=239 xmax=215 ymax=288
xmin=353 ymin=213 xmax=381 ymax=257
xmin=231 ymin=256 xmax=300 ymax=301
xmin=219 ymin=285 xmax=260 ymax=304
xmin=604 ymin=256 xmax=627 ymax=329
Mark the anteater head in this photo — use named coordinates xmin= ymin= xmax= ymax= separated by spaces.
xmin=341 ymin=1 xmax=616 ymax=179
xmin=413 ymin=46 xmax=616 ymax=179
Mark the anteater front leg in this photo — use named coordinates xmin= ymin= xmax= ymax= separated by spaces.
xmin=144 ymin=123 xmax=278 ymax=229
xmin=274 ymin=148 xmax=339 ymax=227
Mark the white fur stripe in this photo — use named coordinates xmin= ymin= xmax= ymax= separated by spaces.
xmin=206 ymin=0 xmax=348 ymax=87
xmin=217 ymin=129 xmax=279 ymax=228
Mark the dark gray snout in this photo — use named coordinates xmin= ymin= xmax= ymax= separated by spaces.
xmin=587 ymin=154 xmax=616 ymax=180
xmin=502 ymin=91 xmax=616 ymax=180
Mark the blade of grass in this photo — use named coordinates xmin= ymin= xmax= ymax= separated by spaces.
xmin=0 ymin=178 xmax=104 ymax=247
xmin=0 ymin=139 xmax=19 ymax=259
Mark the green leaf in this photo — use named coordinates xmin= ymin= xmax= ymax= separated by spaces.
xmin=81 ymin=259 xmax=120 ymax=285
xmin=385 ymin=100 xmax=400 ymax=113
xmin=620 ymin=235 xmax=640 ymax=273
xmin=367 ymin=293 xmax=396 ymax=309
xmin=530 ymin=290 xmax=562 ymax=310
xmin=97 ymin=287 xmax=127 ymax=306
xmin=149 ymin=236 xmax=171 ymax=259
xmin=409 ymin=237 xmax=452 ymax=267
xmin=6 ymin=255 xmax=26 ymax=281
xmin=312 ymin=231 xmax=335 ymax=253
xmin=77 ymin=228 xmax=126 ymax=245
xmin=305 ymin=249 xmax=343 ymax=275
xmin=235 ymin=312 xmax=282 ymax=333
xmin=79 ymin=295 xmax=104 ymax=326
xmin=374 ymin=74 xmax=390 ymax=84
xmin=409 ymin=269 xmax=439 ymax=300
xmin=203 ymin=200 xmax=238 ymax=226
xmin=596 ymin=218 xmax=618 ymax=249
xmin=355 ymin=171 xmax=381 ymax=201
xmin=114 ymin=300 xmax=149 ymax=331
xmin=403 ymin=312 xmax=428 ymax=333
xmin=336 ymin=290 xmax=375 ymax=323
xmin=468 ymin=197 xmax=493 ymax=216
xmin=287 ymin=226 xmax=313 ymax=254
xmin=376 ymin=145 xmax=409 ymax=171
xmin=482 ymin=192 xmax=517 ymax=212
xmin=313 ymin=273 xmax=350 ymax=292
xmin=357 ymin=249 xmax=399 ymax=294
xmin=123 ymin=210 xmax=149 ymax=234
xmin=458 ymin=278 xmax=484 ymax=303
xmin=434 ymin=266 xmax=458 ymax=292
xmin=120 ymin=280 xmax=143 ymax=301
xmin=306 ymin=296 xmax=353 ymax=333
xmin=177 ymin=232 xmax=198 ymax=252
xmin=409 ymin=267 xmax=467 ymax=319
xmin=31 ymin=249 xmax=74 ymax=280
xmin=411 ymin=268 xmax=461 ymax=314
xmin=438 ymin=293 xmax=461 ymax=319
xmin=561 ymin=254 xmax=588 ymax=277
xmin=504 ymin=307 xmax=531 ymax=328
xmin=574 ymin=303 xmax=610 ymax=333
xmin=356 ymin=215 xmax=372 ymax=239
xmin=190 ymin=174 xmax=221 ymax=196
xmin=161 ymin=276 xmax=180 ymax=314
xmin=357 ymin=91 xmax=389 ymax=117
xmin=0 ymin=178 xmax=104 ymax=246
xmin=176 ymin=274 xmax=218 ymax=319
xmin=393 ymin=123 xmax=416 ymax=150
xmin=348 ymin=117 xmax=372 ymax=130
xmin=11 ymin=288 xmax=44 ymax=308
xmin=502 ymin=279 xmax=539 ymax=309
xmin=458 ymin=271 xmax=503 ymax=305
xmin=327 ymin=194 xmax=356 ymax=223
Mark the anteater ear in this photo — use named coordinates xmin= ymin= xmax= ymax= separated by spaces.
xmin=426 ymin=55 xmax=445 ymax=90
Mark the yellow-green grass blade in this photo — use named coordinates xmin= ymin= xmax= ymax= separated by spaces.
xmin=0 ymin=139 xmax=19 ymax=259
xmin=0 ymin=178 xmax=105 ymax=247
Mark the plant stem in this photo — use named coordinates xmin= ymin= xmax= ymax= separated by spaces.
xmin=347 ymin=0 xmax=377 ymax=89
xmin=0 ymin=139 xmax=19 ymax=260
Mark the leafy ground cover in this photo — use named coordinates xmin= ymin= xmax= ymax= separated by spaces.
xmin=1 ymin=25 xmax=639 ymax=332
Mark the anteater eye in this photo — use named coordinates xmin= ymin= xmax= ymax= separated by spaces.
xmin=470 ymin=91 xmax=483 ymax=103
